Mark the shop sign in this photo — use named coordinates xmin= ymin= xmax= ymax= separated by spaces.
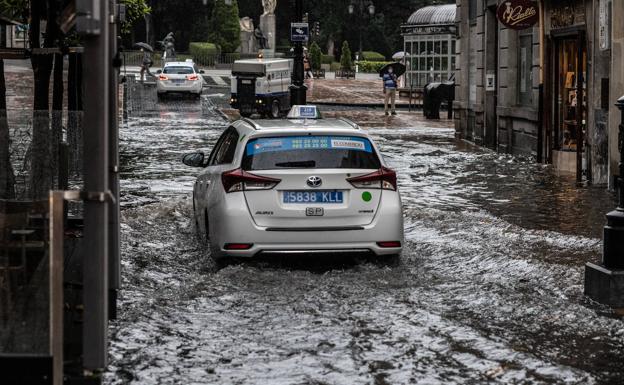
xmin=497 ymin=0 xmax=539 ymax=30
xmin=599 ymin=0 xmax=611 ymax=51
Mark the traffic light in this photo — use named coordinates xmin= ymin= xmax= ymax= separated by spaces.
xmin=314 ymin=21 xmax=320 ymax=36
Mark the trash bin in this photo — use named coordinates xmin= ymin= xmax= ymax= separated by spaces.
xmin=423 ymin=81 xmax=455 ymax=119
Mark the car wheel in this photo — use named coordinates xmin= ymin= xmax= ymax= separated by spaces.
xmin=270 ymin=99 xmax=280 ymax=118
xmin=240 ymin=111 xmax=252 ymax=118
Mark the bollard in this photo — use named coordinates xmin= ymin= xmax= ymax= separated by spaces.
xmin=584 ymin=95 xmax=624 ymax=308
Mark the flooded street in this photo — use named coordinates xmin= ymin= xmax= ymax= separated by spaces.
xmin=106 ymin=84 xmax=624 ymax=384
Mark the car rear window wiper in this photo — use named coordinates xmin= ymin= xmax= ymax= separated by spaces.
xmin=274 ymin=160 xmax=316 ymax=168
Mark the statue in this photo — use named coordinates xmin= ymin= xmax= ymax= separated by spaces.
xmin=254 ymin=27 xmax=268 ymax=50
xmin=240 ymin=17 xmax=254 ymax=33
xmin=160 ymin=32 xmax=176 ymax=62
xmin=262 ymin=0 xmax=276 ymax=15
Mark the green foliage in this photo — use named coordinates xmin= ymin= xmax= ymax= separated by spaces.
xmin=189 ymin=42 xmax=219 ymax=56
xmin=209 ymin=0 xmax=241 ymax=53
xmin=120 ymin=0 xmax=151 ymax=35
xmin=330 ymin=62 xmax=341 ymax=72
xmin=0 ymin=0 xmax=28 ymax=21
xmin=340 ymin=40 xmax=352 ymax=71
xmin=357 ymin=60 xmax=392 ymax=73
xmin=360 ymin=51 xmax=386 ymax=62
xmin=309 ymin=42 xmax=322 ymax=71
xmin=321 ymin=54 xmax=334 ymax=65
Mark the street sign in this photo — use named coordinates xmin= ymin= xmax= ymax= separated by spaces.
xmin=290 ymin=22 xmax=309 ymax=42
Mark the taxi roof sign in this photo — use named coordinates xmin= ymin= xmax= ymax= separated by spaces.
xmin=287 ymin=105 xmax=322 ymax=119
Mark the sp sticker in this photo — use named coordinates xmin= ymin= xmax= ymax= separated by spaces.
xmin=362 ymin=191 xmax=372 ymax=202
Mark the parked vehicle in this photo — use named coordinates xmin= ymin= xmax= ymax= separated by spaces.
xmin=230 ymin=58 xmax=293 ymax=118
xmin=156 ymin=59 xmax=204 ymax=99
xmin=183 ymin=106 xmax=404 ymax=260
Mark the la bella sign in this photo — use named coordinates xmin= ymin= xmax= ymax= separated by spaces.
xmin=497 ymin=0 xmax=539 ymax=30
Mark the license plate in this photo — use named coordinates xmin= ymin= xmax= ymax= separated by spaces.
xmin=283 ymin=191 xmax=343 ymax=204
xmin=173 ymin=79 xmax=184 ymax=84
xmin=306 ymin=207 xmax=324 ymax=216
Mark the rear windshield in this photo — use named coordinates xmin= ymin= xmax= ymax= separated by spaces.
xmin=242 ymin=135 xmax=381 ymax=170
xmin=163 ymin=66 xmax=194 ymax=74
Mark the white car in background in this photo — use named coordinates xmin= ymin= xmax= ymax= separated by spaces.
xmin=156 ymin=60 xmax=204 ymax=99
xmin=182 ymin=106 xmax=404 ymax=260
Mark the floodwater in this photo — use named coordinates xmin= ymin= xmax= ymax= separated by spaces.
xmin=106 ymin=83 xmax=624 ymax=385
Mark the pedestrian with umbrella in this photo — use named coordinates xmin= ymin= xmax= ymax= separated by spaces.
xmin=380 ymin=62 xmax=405 ymax=116
xmin=134 ymin=42 xmax=154 ymax=82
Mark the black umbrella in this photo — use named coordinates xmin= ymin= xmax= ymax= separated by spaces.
xmin=379 ymin=62 xmax=406 ymax=78
xmin=133 ymin=42 xmax=154 ymax=52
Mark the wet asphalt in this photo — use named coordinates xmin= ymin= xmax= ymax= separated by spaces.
xmin=105 ymin=84 xmax=624 ymax=385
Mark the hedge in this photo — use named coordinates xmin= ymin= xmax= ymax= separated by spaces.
xmin=189 ymin=42 xmax=220 ymax=58
xmin=360 ymin=51 xmax=386 ymax=61
xmin=321 ymin=54 xmax=334 ymax=64
xmin=356 ymin=60 xmax=392 ymax=73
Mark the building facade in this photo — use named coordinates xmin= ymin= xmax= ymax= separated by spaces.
xmin=455 ymin=0 xmax=621 ymax=186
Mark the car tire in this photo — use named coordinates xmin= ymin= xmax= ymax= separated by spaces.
xmin=240 ymin=111 xmax=252 ymax=118
xmin=270 ymin=99 xmax=281 ymax=118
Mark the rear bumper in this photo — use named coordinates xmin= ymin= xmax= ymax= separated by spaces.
xmin=157 ymin=81 xmax=202 ymax=94
xmin=209 ymin=192 xmax=404 ymax=258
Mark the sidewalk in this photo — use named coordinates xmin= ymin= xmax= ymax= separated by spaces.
xmin=306 ymin=78 xmax=416 ymax=107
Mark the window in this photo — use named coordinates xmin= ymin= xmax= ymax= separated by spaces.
xmin=518 ymin=34 xmax=533 ymax=105
xmin=469 ymin=0 xmax=478 ymax=22
xmin=208 ymin=127 xmax=240 ymax=166
xmin=242 ymin=136 xmax=381 ymax=171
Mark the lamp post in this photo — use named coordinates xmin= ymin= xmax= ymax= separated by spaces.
xmin=584 ymin=95 xmax=624 ymax=307
xmin=348 ymin=0 xmax=375 ymax=60
xmin=290 ymin=0 xmax=307 ymax=106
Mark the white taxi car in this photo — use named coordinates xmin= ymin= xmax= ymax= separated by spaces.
xmin=183 ymin=106 xmax=404 ymax=259
xmin=156 ymin=60 xmax=204 ymax=99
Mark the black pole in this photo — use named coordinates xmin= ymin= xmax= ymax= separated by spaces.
xmin=603 ymin=96 xmax=624 ymax=269
xmin=290 ymin=0 xmax=307 ymax=106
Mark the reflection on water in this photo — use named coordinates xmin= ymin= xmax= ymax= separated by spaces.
xmin=107 ymin=92 xmax=624 ymax=385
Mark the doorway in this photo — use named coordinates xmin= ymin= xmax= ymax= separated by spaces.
xmin=551 ymin=32 xmax=587 ymax=182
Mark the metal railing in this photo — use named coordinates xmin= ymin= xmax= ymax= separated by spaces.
xmin=121 ymin=51 xmax=263 ymax=69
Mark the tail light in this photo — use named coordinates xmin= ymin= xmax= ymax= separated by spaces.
xmin=224 ymin=243 xmax=253 ymax=250
xmin=159 ymin=74 xmax=169 ymax=80
xmin=221 ymin=168 xmax=281 ymax=193
xmin=347 ymin=166 xmax=397 ymax=191
xmin=377 ymin=241 xmax=401 ymax=248
xmin=187 ymin=74 xmax=199 ymax=81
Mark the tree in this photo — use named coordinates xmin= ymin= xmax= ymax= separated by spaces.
xmin=309 ymin=41 xmax=321 ymax=71
xmin=120 ymin=0 xmax=151 ymax=35
xmin=208 ymin=0 xmax=241 ymax=53
xmin=340 ymin=40 xmax=352 ymax=70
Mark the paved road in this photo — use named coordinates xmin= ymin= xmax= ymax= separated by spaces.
xmin=105 ymin=84 xmax=624 ymax=385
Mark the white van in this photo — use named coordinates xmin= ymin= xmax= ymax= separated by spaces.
xmin=230 ymin=58 xmax=293 ymax=118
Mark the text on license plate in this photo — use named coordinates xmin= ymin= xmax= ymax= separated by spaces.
xmin=173 ymin=79 xmax=184 ymax=84
xmin=283 ymin=191 xmax=343 ymax=204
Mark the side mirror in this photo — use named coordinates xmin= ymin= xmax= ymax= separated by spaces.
xmin=182 ymin=152 xmax=205 ymax=167
xmin=199 ymin=70 xmax=205 ymax=74
xmin=156 ymin=69 xmax=162 ymax=74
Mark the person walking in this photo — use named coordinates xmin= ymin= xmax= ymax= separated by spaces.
xmin=383 ymin=67 xmax=398 ymax=116
xmin=304 ymin=54 xmax=313 ymax=79
xmin=139 ymin=48 xmax=153 ymax=82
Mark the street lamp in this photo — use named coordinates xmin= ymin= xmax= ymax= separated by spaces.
xmin=348 ymin=1 xmax=375 ymax=59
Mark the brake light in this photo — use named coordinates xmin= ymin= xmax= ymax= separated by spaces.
xmin=221 ymin=168 xmax=281 ymax=193
xmin=187 ymin=74 xmax=199 ymax=81
xmin=377 ymin=241 xmax=402 ymax=248
xmin=347 ymin=167 xmax=397 ymax=191
xmin=224 ymin=243 xmax=253 ymax=250
xmin=159 ymin=74 xmax=168 ymax=80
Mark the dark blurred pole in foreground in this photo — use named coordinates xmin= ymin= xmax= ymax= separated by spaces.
xmin=290 ymin=0 xmax=307 ymax=106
